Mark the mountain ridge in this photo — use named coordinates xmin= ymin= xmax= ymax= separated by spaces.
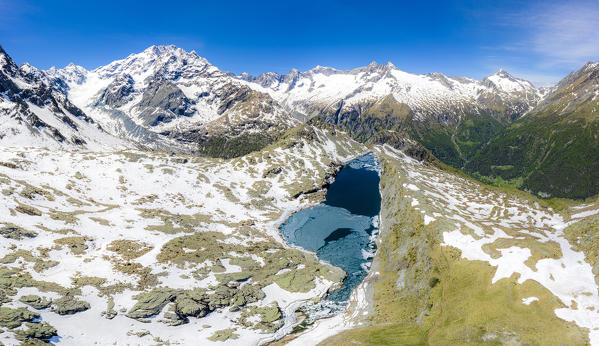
xmin=237 ymin=57 xmax=543 ymax=167
xmin=0 ymin=45 xmax=134 ymax=151
xmin=238 ymin=61 xmax=542 ymax=118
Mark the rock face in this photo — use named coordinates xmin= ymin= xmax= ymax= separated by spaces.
xmin=19 ymin=295 xmax=52 ymax=309
xmin=97 ymin=74 xmax=135 ymax=107
xmin=43 ymin=45 xmax=298 ymax=157
xmin=0 ymin=223 xmax=38 ymax=240
xmin=52 ymin=296 xmax=91 ymax=315
xmin=0 ymin=45 xmax=132 ymax=151
xmin=0 ymin=307 xmax=39 ymax=329
xmin=467 ymin=61 xmax=599 ymax=198
xmin=135 ymin=79 xmax=193 ymax=126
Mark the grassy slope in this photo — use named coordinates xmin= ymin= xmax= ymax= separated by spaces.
xmin=408 ymin=112 xmax=506 ymax=169
xmin=320 ymin=154 xmax=588 ymax=345
xmin=196 ymin=131 xmax=278 ymax=159
xmin=467 ymin=111 xmax=599 ymax=199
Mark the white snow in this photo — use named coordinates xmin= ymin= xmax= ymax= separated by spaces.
xmin=239 ymin=62 xmax=542 ymax=121
xmin=0 ymin=127 xmax=365 ymax=345
xmin=374 ymin=144 xmax=599 ymax=345
xmin=522 ymin=297 xmax=539 ymax=305
xmin=44 ymin=45 xmax=297 ymax=147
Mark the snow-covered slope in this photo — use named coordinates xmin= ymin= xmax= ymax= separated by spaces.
xmin=0 ymin=46 xmax=133 ymax=151
xmin=239 ymin=63 xmax=542 ymax=121
xmin=0 ymin=125 xmax=366 ymax=345
xmin=44 ymin=46 xmax=298 ymax=154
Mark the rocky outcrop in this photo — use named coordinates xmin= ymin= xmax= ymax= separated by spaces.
xmin=135 ymin=79 xmax=194 ymax=126
xmin=52 ymin=296 xmax=90 ymax=315
xmin=97 ymin=74 xmax=135 ymax=107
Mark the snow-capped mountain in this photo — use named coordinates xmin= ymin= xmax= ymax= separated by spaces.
xmin=0 ymin=45 xmax=133 ymax=150
xmin=238 ymin=62 xmax=542 ymax=122
xmin=238 ymin=62 xmax=544 ymax=168
xmin=44 ymin=45 xmax=298 ymax=156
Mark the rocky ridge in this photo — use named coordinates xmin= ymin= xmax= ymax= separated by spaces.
xmin=0 ymin=45 xmax=133 ymax=151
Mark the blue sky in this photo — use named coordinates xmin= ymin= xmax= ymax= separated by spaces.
xmin=1 ymin=0 xmax=598 ymax=87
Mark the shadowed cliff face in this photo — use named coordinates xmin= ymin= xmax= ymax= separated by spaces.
xmin=135 ymin=79 xmax=194 ymax=126
xmin=97 ymin=74 xmax=135 ymax=108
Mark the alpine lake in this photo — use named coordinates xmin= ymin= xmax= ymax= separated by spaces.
xmin=280 ymin=153 xmax=381 ymax=319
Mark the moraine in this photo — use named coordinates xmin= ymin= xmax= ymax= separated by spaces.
xmin=280 ymin=153 xmax=381 ymax=318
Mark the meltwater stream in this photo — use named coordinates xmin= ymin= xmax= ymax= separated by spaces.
xmin=280 ymin=153 xmax=381 ymax=317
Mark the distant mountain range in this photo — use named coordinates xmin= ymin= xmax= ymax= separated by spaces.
xmin=1 ymin=44 xmax=598 ymax=198
xmin=238 ymin=61 xmax=544 ymax=168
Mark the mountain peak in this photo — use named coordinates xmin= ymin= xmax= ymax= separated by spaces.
xmin=482 ymin=69 xmax=537 ymax=94
xmin=19 ymin=62 xmax=41 ymax=78
xmin=144 ymin=44 xmax=179 ymax=56
xmin=582 ymin=61 xmax=599 ymax=71
xmin=63 ymin=62 xmax=87 ymax=73
xmin=362 ymin=61 xmax=398 ymax=72
xmin=493 ymin=68 xmax=515 ymax=79
xmin=311 ymin=65 xmax=336 ymax=74
xmin=139 ymin=45 xmax=205 ymax=62
xmin=0 ymin=45 xmax=19 ymax=75
xmin=91 ymin=44 xmax=214 ymax=82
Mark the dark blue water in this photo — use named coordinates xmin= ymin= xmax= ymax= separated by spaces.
xmin=280 ymin=153 xmax=381 ymax=308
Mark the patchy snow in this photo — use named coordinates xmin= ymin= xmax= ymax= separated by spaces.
xmin=522 ymin=297 xmax=539 ymax=305
xmin=374 ymin=145 xmax=599 ymax=345
xmin=423 ymin=215 xmax=436 ymax=225
xmin=0 ymin=127 xmax=366 ymax=345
